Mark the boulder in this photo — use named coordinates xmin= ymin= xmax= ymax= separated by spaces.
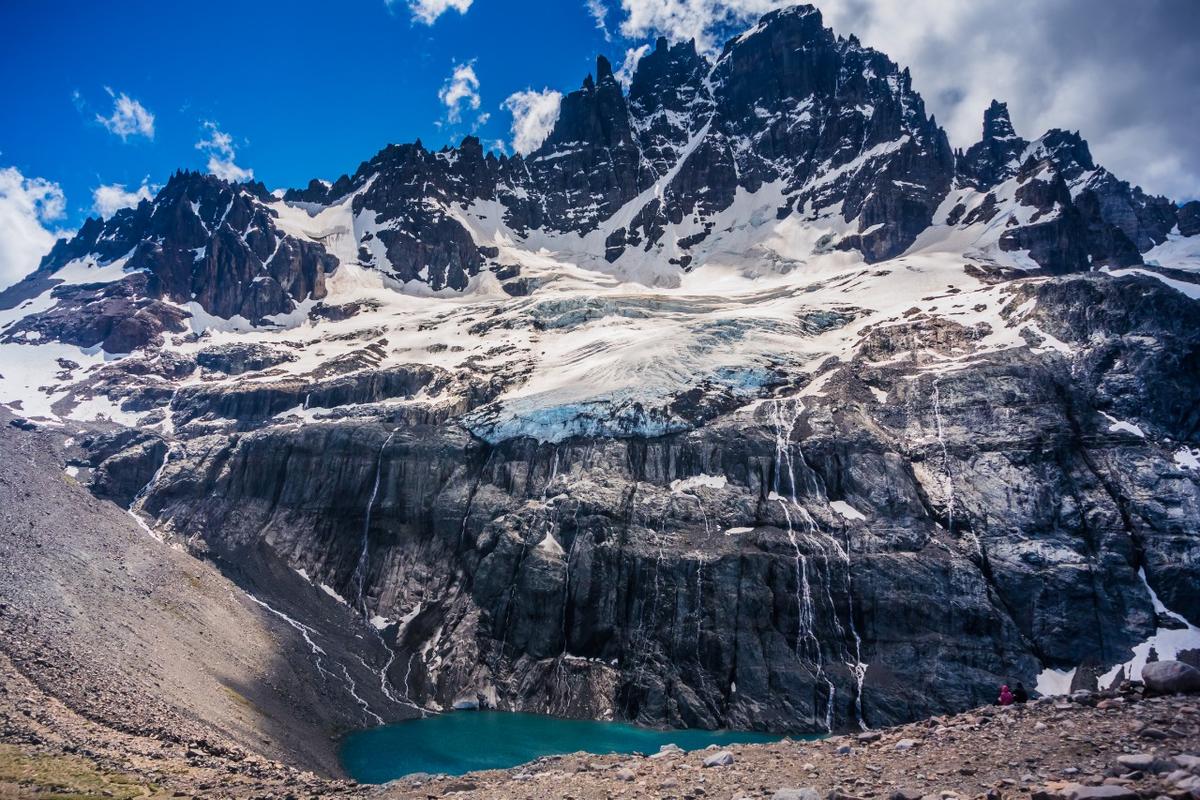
xmin=1065 ymin=784 xmax=1138 ymax=800
xmin=773 ymin=789 xmax=821 ymax=800
xmin=1142 ymin=660 xmax=1200 ymax=695
xmin=703 ymin=750 xmax=735 ymax=767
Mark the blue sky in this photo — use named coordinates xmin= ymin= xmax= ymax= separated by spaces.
xmin=0 ymin=0 xmax=619 ymax=228
xmin=0 ymin=0 xmax=1195 ymax=291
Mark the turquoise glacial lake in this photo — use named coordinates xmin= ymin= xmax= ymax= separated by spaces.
xmin=340 ymin=711 xmax=787 ymax=783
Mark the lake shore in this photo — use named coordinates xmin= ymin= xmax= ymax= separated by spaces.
xmin=4 ymin=638 xmax=1198 ymax=800
xmin=367 ymin=690 xmax=1200 ymax=800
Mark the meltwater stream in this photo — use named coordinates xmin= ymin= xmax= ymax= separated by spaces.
xmin=340 ymin=712 xmax=789 ymax=783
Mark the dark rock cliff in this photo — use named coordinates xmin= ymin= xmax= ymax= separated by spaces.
xmin=81 ymin=273 xmax=1198 ymax=734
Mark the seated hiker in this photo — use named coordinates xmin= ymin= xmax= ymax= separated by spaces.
xmin=997 ymin=684 xmax=1014 ymax=706
xmin=1013 ymin=682 xmax=1029 ymax=703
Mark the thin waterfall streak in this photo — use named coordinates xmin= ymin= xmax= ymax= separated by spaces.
xmin=355 ymin=430 xmax=396 ymax=615
xmin=245 ymin=592 xmax=336 ymax=685
xmin=340 ymin=663 xmax=384 ymax=726
xmin=932 ymin=376 xmax=953 ymax=536
xmin=773 ymin=396 xmax=862 ymax=732
xmin=694 ymin=554 xmax=705 ymax=666
xmin=128 ymin=442 xmax=176 ymax=542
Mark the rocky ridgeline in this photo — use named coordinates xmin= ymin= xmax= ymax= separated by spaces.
xmin=2 ymin=5 xmax=1198 ymax=350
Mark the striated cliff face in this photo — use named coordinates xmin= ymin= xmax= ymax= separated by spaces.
xmin=63 ymin=272 xmax=1198 ymax=735
xmin=1 ymin=4 xmax=1198 ymax=738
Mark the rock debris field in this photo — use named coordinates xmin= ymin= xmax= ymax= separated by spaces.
xmin=375 ymin=688 xmax=1200 ymax=800
xmin=5 ymin=654 xmax=1199 ymax=800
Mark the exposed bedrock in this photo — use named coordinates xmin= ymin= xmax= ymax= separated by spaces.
xmin=106 ymin=277 xmax=1198 ymax=734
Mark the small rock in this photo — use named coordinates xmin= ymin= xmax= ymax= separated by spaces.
xmin=1175 ymin=755 xmax=1200 ymax=772
xmin=857 ymin=732 xmax=883 ymax=744
xmin=772 ymin=789 xmax=821 ymax=800
xmin=1117 ymin=754 xmax=1172 ymax=774
xmin=702 ymin=750 xmax=734 ymax=768
xmin=1175 ymin=776 xmax=1200 ymax=792
xmin=650 ymin=743 xmax=683 ymax=759
xmin=615 ymin=768 xmax=636 ymax=782
xmin=660 ymin=777 xmax=679 ymax=789
xmin=894 ymin=739 xmax=918 ymax=751
xmin=1066 ymin=784 xmax=1139 ymax=800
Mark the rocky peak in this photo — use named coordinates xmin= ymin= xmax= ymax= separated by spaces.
xmin=540 ymin=55 xmax=636 ymax=152
xmin=628 ymin=37 xmax=709 ymax=117
xmin=628 ymin=37 xmax=713 ymax=176
xmin=1179 ymin=200 xmax=1200 ymax=237
xmin=957 ymin=100 xmax=1029 ymax=190
xmin=1024 ymin=129 xmax=1096 ymax=182
xmin=982 ymin=99 xmax=1019 ymax=142
xmin=711 ymin=4 xmax=840 ymax=120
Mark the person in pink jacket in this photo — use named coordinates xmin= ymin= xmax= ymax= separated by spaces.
xmin=998 ymin=684 xmax=1015 ymax=706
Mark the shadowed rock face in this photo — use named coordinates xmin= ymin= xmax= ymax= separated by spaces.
xmin=1 ymin=171 xmax=339 ymax=351
xmin=89 ymin=274 xmax=1198 ymax=734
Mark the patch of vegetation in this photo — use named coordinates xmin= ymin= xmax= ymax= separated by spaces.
xmin=0 ymin=744 xmax=152 ymax=799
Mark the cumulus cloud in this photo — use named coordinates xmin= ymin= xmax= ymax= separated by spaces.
xmin=92 ymin=179 xmax=157 ymax=218
xmin=615 ymin=44 xmax=651 ymax=88
xmin=503 ymin=89 xmax=563 ymax=155
xmin=195 ymin=122 xmax=254 ymax=183
xmin=0 ymin=167 xmax=69 ymax=291
xmin=95 ymin=87 xmax=155 ymax=141
xmin=402 ymin=0 xmax=472 ymax=25
xmin=616 ymin=0 xmax=785 ymax=53
xmin=612 ymin=0 xmax=1200 ymax=200
xmin=439 ymin=62 xmax=483 ymax=125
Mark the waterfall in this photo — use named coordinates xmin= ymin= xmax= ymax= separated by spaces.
xmin=931 ymin=375 xmax=954 ymax=536
xmin=245 ymin=592 xmax=336 ymax=680
xmin=368 ymin=628 xmax=426 ymax=716
xmin=354 ymin=429 xmax=396 ymax=615
xmin=694 ymin=553 xmax=705 ymax=666
xmin=303 ymin=392 xmax=311 ymax=410
xmin=402 ymin=652 xmax=418 ymax=703
xmin=771 ymin=398 xmax=870 ymax=731
xmin=127 ymin=441 xmax=176 ymax=541
xmin=245 ymin=592 xmax=387 ymax=725
xmin=775 ymin=499 xmax=818 ymax=658
xmin=340 ymin=663 xmax=384 ymax=726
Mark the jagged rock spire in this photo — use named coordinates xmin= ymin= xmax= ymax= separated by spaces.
xmin=958 ymin=99 xmax=1029 ymax=190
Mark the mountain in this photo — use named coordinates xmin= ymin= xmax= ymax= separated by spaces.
xmin=1 ymin=3 xmax=1198 ymax=743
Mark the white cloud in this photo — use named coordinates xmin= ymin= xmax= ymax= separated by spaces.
xmin=615 ymin=44 xmax=651 ymax=88
xmin=92 ymin=179 xmax=157 ymax=218
xmin=439 ymin=62 xmax=482 ymax=125
xmin=613 ymin=0 xmax=1200 ymax=200
xmin=586 ymin=0 xmax=612 ymax=40
xmin=617 ymin=0 xmax=785 ymax=54
xmin=0 ymin=167 xmax=69 ymax=291
xmin=195 ymin=122 xmax=254 ymax=183
xmin=402 ymin=0 xmax=472 ymax=25
xmin=95 ymin=87 xmax=156 ymax=141
xmin=503 ymin=89 xmax=563 ymax=155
